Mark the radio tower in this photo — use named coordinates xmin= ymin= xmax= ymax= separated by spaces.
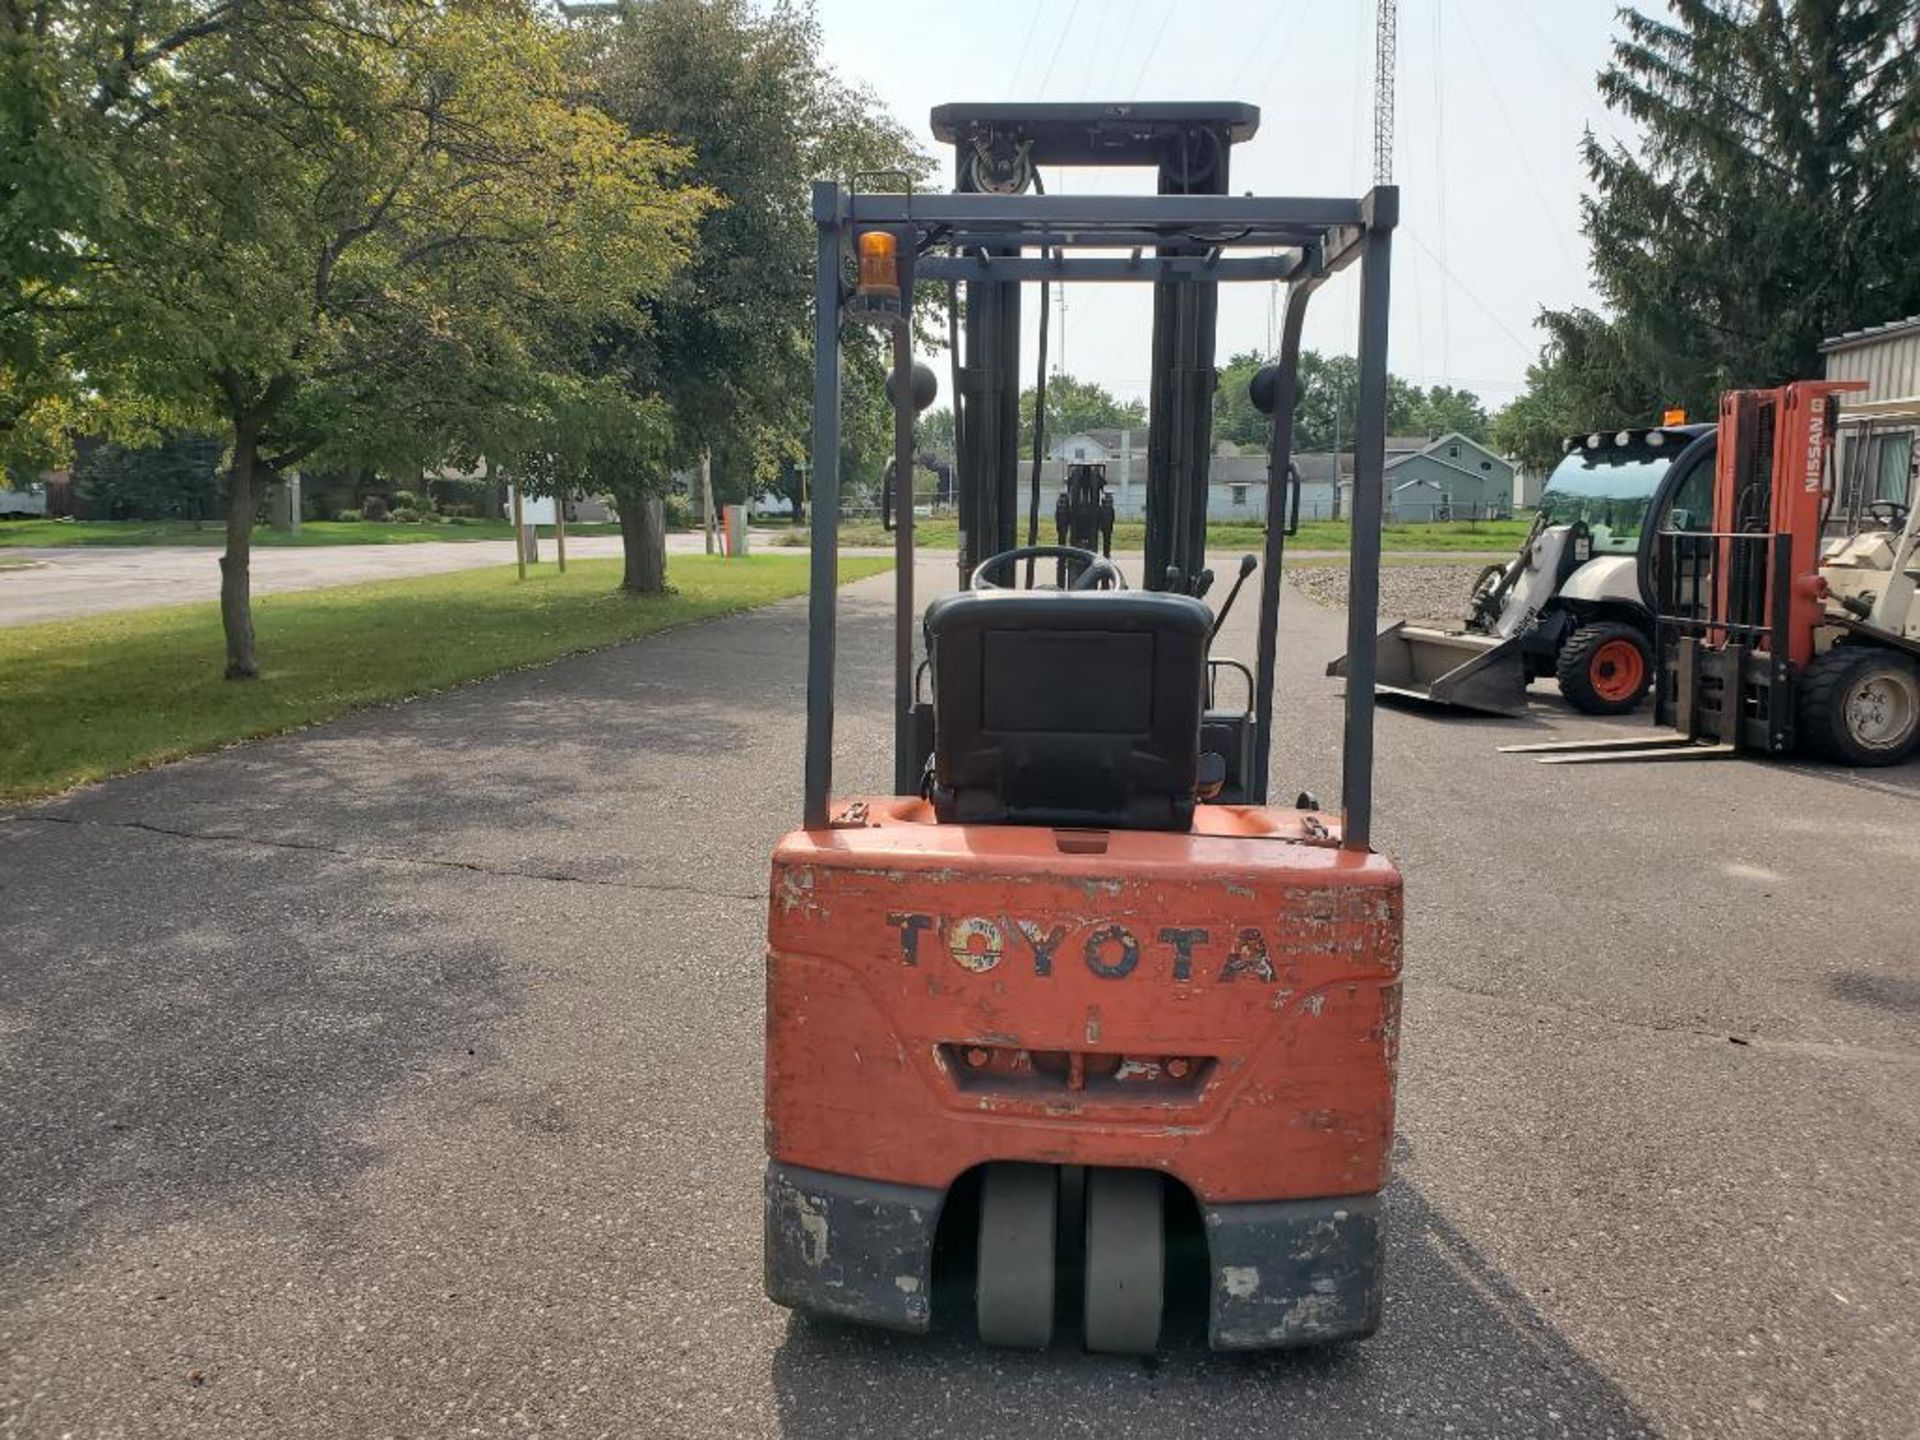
xmin=1372 ymin=0 xmax=1397 ymax=186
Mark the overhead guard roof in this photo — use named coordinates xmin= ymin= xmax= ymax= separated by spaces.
xmin=930 ymin=102 xmax=1261 ymax=166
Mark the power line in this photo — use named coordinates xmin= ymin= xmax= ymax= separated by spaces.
xmin=1446 ymin=0 xmax=1580 ymax=274
xmin=1034 ymin=0 xmax=1084 ymax=97
xmin=1087 ymin=0 xmax=1143 ymax=99
xmin=1229 ymin=0 xmax=1298 ymax=96
xmin=1129 ymin=0 xmax=1178 ymax=94
xmin=1403 ymin=231 xmax=1538 ymax=359
xmin=1005 ymin=1 xmax=1048 ymax=98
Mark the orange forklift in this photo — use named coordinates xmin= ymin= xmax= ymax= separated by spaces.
xmin=764 ymin=104 xmax=1404 ymax=1353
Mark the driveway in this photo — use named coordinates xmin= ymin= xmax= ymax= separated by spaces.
xmin=0 ymin=531 xmax=768 ymax=625
xmin=1 ymin=560 xmax=1915 ymax=1437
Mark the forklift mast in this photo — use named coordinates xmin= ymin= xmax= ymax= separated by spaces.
xmin=1711 ymin=383 xmax=1862 ymax=667
xmin=1650 ymin=380 xmax=1864 ymax=751
xmin=802 ymin=101 xmax=1399 ymax=839
xmin=931 ymin=104 xmax=1259 ymax=591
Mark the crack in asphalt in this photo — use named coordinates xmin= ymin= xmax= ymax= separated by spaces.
xmin=5 ymin=812 xmax=770 ymax=902
xmin=1413 ymin=976 xmax=1920 ymax=1067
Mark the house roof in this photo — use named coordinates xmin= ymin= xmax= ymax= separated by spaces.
xmin=1820 ymin=316 xmax=1920 ymax=353
xmin=1384 ymin=431 xmax=1511 ymax=474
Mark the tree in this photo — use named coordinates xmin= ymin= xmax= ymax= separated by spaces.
xmin=1501 ymin=1 xmax=1920 ymax=466
xmin=583 ymin=0 xmax=928 ymax=590
xmin=1213 ymin=349 xmax=1482 ymax=456
xmin=56 ymin=2 xmax=707 ymax=675
xmin=1018 ymin=373 xmax=1146 ymax=447
xmin=1491 ymin=310 xmax=1657 ymax=476
xmin=1 ymin=3 xmax=230 ymax=482
xmin=1407 ymin=385 xmax=1490 ymax=443
xmin=72 ymin=432 xmax=225 ymax=521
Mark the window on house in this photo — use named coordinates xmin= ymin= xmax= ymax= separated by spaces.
xmin=1480 ymin=460 xmax=1492 ymax=471
xmin=1230 ymin=484 xmax=1249 ymax=506
xmin=1074 ymin=446 xmax=1087 ymax=460
xmin=1448 ymin=445 xmax=1460 ymax=459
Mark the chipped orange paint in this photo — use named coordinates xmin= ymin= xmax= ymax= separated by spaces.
xmin=765 ymin=797 xmax=1403 ymax=1205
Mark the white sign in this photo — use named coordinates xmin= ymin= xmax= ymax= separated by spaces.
xmin=512 ymin=487 xmax=557 ymax=526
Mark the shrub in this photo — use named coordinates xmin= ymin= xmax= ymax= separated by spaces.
xmin=439 ymin=502 xmax=481 ymax=519
xmin=662 ymin=492 xmax=691 ymax=531
xmin=363 ymin=495 xmax=390 ymax=521
xmin=444 ymin=515 xmax=473 ymax=525
xmin=336 ymin=508 xmax=364 ymax=523
xmin=430 ymin=477 xmax=490 ymax=511
xmin=423 ymin=512 xmax=451 ymax=525
xmin=390 ymin=488 xmax=423 ymax=512
xmin=389 ymin=507 xmax=422 ymax=523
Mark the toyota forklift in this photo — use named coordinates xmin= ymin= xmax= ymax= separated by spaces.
xmin=764 ymin=104 xmax=1404 ymax=1354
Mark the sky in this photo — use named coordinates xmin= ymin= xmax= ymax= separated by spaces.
xmin=810 ymin=0 xmax=1644 ymax=413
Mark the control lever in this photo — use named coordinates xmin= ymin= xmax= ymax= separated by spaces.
xmin=1209 ymin=553 xmax=1259 ymax=643
xmin=1164 ymin=565 xmax=1184 ymax=592
xmin=1192 ymin=567 xmax=1216 ymax=599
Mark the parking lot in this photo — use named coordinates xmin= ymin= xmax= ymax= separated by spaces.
xmin=2 ymin=559 xmax=1916 ymax=1437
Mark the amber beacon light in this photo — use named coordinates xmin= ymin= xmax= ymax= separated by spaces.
xmin=856 ymin=229 xmax=901 ymax=301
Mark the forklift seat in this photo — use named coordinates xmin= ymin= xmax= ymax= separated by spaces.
xmin=922 ymin=589 xmax=1213 ymax=830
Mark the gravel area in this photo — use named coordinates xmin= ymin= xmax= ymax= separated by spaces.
xmin=1289 ymin=561 xmax=1490 ymax=625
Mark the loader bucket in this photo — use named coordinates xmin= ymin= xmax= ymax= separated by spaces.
xmin=1328 ymin=622 xmax=1531 ymax=717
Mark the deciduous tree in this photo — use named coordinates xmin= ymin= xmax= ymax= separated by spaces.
xmin=59 ymin=1 xmax=708 ymax=675
xmin=582 ymin=0 xmax=927 ymax=590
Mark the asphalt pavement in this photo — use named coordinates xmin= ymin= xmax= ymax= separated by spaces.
xmin=1 ymin=557 xmax=1915 ymax=1437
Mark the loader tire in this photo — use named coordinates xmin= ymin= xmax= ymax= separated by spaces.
xmin=1556 ymin=622 xmax=1653 ymax=715
xmin=1797 ymin=646 xmax=1920 ymax=767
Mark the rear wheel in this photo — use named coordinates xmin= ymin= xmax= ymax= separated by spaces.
xmin=1798 ymin=646 xmax=1920 ymax=767
xmin=1557 ymin=621 xmax=1653 ymax=714
xmin=976 ymin=1163 xmax=1056 ymax=1348
xmin=1082 ymin=1169 xmax=1165 ymax=1355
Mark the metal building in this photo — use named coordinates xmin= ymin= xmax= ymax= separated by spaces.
xmin=1821 ymin=316 xmax=1920 ymax=515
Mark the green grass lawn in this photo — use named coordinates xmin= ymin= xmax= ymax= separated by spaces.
xmin=0 ymin=553 xmax=889 ymax=804
xmin=771 ymin=516 xmax=1530 ymax=554
xmin=0 ymin=517 xmax=627 ymax=548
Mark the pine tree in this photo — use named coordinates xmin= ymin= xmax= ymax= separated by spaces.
xmin=1499 ymin=1 xmax=1920 ymax=470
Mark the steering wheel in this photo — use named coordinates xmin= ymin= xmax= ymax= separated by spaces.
xmin=1866 ymin=499 xmax=1910 ymax=529
xmin=969 ymin=544 xmax=1127 ymax=592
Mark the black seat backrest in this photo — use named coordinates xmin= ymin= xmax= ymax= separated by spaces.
xmin=922 ymin=589 xmax=1212 ymax=830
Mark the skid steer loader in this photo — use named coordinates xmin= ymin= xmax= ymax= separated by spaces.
xmin=1332 ymin=423 xmax=1717 ymax=715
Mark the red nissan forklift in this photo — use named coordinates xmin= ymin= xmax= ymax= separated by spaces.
xmin=1507 ymin=379 xmax=1920 ymax=766
xmin=764 ymin=104 xmax=1404 ymax=1353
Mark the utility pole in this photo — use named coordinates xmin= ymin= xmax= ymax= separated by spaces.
xmin=1373 ymin=0 xmax=1397 ymax=188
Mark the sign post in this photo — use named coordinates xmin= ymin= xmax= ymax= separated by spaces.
xmin=510 ymin=479 xmax=527 ymax=581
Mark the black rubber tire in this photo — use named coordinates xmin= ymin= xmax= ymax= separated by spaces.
xmin=1082 ymin=1169 xmax=1164 ymax=1355
xmin=1797 ymin=646 xmax=1920 ymax=767
xmin=1556 ymin=621 xmax=1654 ymax=715
xmin=976 ymin=1163 xmax=1056 ymax=1349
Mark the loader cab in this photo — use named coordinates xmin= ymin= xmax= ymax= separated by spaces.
xmin=1538 ymin=425 xmax=1715 ymax=556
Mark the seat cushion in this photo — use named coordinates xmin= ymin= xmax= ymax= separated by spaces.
xmin=922 ymin=589 xmax=1211 ymax=829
